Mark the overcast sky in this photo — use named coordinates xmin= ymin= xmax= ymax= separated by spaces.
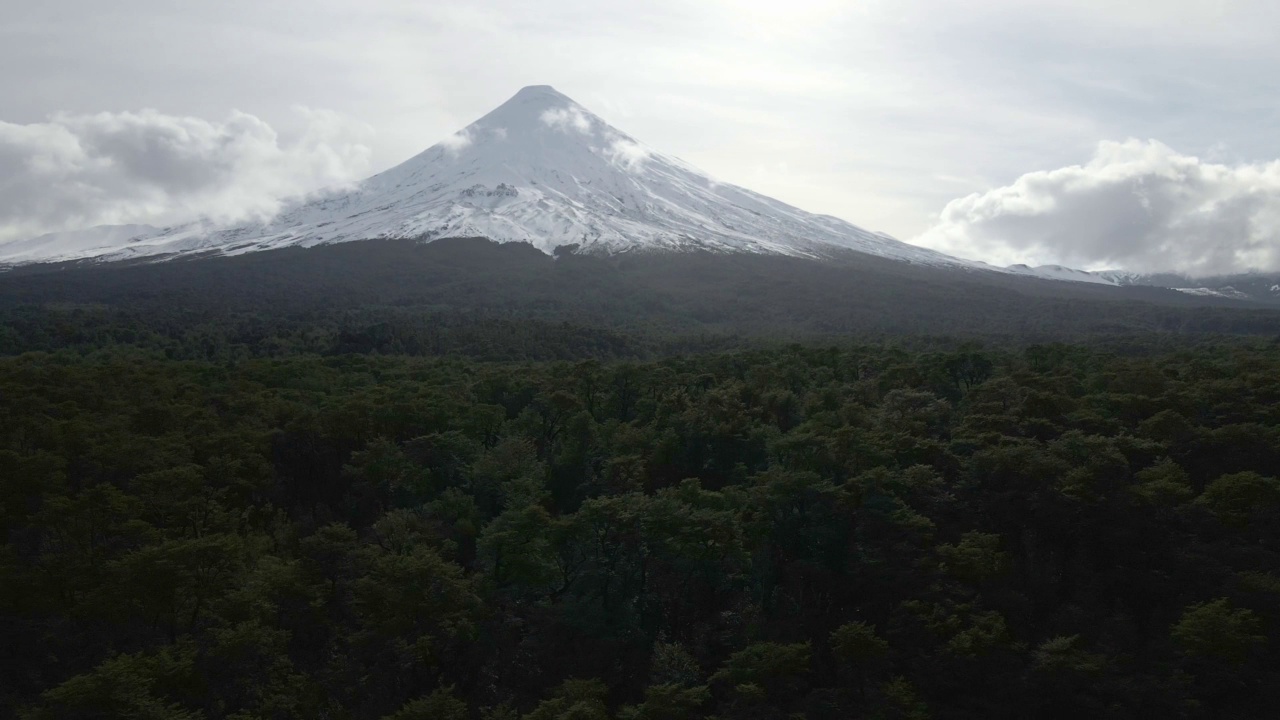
xmin=4 ymin=0 xmax=1280 ymax=275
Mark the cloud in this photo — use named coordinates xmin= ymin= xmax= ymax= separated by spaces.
xmin=604 ymin=137 xmax=650 ymax=171
xmin=540 ymin=106 xmax=592 ymax=134
xmin=0 ymin=106 xmax=373 ymax=244
xmin=914 ymin=139 xmax=1280 ymax=276
xmin=438 ymin=128 xmax=473 ymax=154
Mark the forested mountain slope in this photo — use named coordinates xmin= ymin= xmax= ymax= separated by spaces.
xmin=3 ymin=238 xmax=1279 ymax=361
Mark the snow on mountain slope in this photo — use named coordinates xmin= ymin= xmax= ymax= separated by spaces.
xmin=1003 ymin=264 xmax=1117 ymax=285
xmin=0 ymin=224 xmax=159 ymax=265
xmin=1174 ymin=286 xmax=1250 ymax=300
xmin=1095 ymin=270 xmax=1150 ymax=286
xmin=0 ymin=86 xmax=974 ymax=268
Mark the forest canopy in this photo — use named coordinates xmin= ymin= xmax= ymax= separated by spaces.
xmin=3 ymin=336 xmax=1279 ymax=719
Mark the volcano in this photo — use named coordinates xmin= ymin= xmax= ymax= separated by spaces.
xmin=2 ymin=85 xmax=983 ymax=268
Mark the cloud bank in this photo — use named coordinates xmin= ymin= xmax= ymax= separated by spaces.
xmin=0 ymin=107 xmax=373 ymax=244
xmin=915 ymin=139 xmax=1280 ymax=276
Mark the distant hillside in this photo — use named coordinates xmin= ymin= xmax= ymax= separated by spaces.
xmin=2 ymin=238 xmax=1279 ymax=360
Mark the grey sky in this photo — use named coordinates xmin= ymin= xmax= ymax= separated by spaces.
xmin=3 ymin=0 xmax=1279 ymax=274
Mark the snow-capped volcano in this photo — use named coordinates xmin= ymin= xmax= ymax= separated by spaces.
xmin=0 ymin=85 xmax=975 ymax=267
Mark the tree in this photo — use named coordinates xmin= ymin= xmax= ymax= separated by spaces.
xmin=710 ymin=642 xmax=810 ymax=705
xmin=618 ymin=684 xmax=710 ymax=720
xmin=381 ymin=687 xmax=468 ymax=720
xmin=831 ymin=621 xmax=889 ymax=701
xmin=936 ymin=532 xmax=1008 ymax=585
xmin=22 ymin=644 xmax=202 ymax=720
xmin=525 ymin=679 xmax=611 ymax=720
xmin=1028 ymin=635 xmax=1112 ymax=717
xmin=1193 ymin=472 xmax=1280 ymax=527
xmin=874 ymin=677 xmax=929 ymax=720
xmin=1131 ymin=458 xmax=1194 ymax=505
xmin=352 ymin=545 xmax=479 ymax=670
xmin=649 ymin=640 xmax=702 ymax=687
xmin=1171 ymin=598 xmax=1265 ymax=665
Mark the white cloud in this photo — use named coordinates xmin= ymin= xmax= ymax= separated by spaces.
xmin=540 ymin=106 xmax=592 ymax=134
xmin=438 ymin=128 xmax=473 ymax=154
xmin=914 ymin=139 xmax=1280 ymax=276
xmin=604 ymin=137 xmax=650 ymax=171
xmin=0 ymin=106 xmax=372 ymax=244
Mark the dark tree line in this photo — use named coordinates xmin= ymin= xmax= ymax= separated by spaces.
xmin=6 ymin=238 xmax=1280 ymax=350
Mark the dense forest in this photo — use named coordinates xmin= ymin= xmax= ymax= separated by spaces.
xmin=4 ymin=334 xmax=1280 ymax=718
xmin=3 ymin=241 xmax=1280 ymax=718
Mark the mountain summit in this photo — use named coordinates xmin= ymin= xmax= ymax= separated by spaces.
xmin=1 ymin=86 xmax=973 ymax=266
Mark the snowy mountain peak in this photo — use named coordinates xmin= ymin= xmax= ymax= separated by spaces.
xmin=1 ymin=86 xmax=975 ymax=267
xmin=366 ymin=84 xmax=656 ymax=202
xmin=509 ymin=84 xmax=568 ymax=102
xmin=481 ymin=84 xmax=596 ymax=131
xmin=515 ymin=84 xmax=561 ymax=95
xmin=401 ymin=85 xmax=598 ymax=157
